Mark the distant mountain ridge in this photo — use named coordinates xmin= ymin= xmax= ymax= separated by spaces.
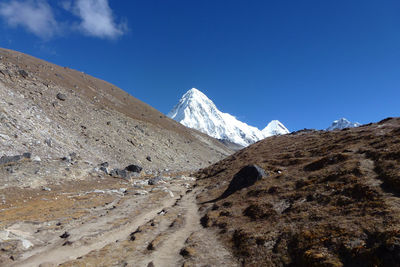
xmin=327 ymin=118 xmax=361 ymax=131
xmin=168 ymin=88 xmax=289 ymax=146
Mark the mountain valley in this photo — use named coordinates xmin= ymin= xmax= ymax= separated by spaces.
xmin=0 ymin=48 xmax=398 ymax=267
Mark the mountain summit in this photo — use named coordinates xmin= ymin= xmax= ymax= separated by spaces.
xmin=327 ymin=118 xmax=361 ymax=131
xmin=168 ymin=88 xmax=289 ymax=146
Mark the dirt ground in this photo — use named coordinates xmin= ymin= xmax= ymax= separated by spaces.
xmin=0 ymin=172 xmax=238 ymax=267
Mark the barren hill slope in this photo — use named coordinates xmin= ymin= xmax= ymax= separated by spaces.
xmin=196 ymin=117 xmax=400 ymax=266
xmin=0 ymin=48 xmax=235 ymax=266
xmin=0 ymin=48 xmax=232 ymax=186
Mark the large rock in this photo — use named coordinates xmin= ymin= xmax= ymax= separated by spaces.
xmin=125 ymin=164 xmax=142 ymax=173
xmin=0 ymin=153 xmax=31 ymax=165
xmin=218 ymin=165 xmax=267 ymax=200
xmin=110 ymin=169 xmax=128 ymax=179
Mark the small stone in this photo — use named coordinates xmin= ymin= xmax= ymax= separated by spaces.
xmin=56 ymin=93 xmax=67 ymax=101
xmin=146 ymin=156 xmax=152 ymax=162
xmin=44 ymin=138 xmax=52 ymax=147
xmin=60 ymin=232 xmax=70 ymax=239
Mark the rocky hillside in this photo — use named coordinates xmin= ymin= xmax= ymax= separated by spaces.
xmin=196 ymin=117 xmax=400 ymax=266
xmin=0 ymin=48 xmax=232 ymax=188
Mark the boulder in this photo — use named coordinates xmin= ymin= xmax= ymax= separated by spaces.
xmin=110 ymin=169 xmax=128 ymax=179
xmin=125 ymin=164 xmax=142 ymax=173
xmin=0 ymin=155 xmax=21 ymax=165
xmin=218 ymin=165 xmax=268 ymax=200
xmin=0 ymin=153 xmax=31 ymax=165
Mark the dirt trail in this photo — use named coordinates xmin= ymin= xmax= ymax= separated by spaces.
xmin=8 ymin=177 xmax=238 ymax=267
xmin=134 ymin=188 xmax=239 ymax=267
xmin=14 ymin=196 xmax=179 ymax=267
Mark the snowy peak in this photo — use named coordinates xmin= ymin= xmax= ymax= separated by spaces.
xmin=327 ymin=118 xmax=360 ymax=131
xmin=262 ymin=120 xmax=290 ymax=137
xmin=168 ymin=88 xmax=289 ymax=147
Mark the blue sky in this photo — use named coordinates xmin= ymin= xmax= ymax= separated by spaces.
xmin=0 ymin=0 xmax=399 ymax=131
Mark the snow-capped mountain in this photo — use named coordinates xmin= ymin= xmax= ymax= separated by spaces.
xmin=327 ymin=118 xmax=361 ymax=131
xmin=262 ymin=120 xmax=290 ymax=137
xmin=168 ymin=88 xmax=289 ymax=147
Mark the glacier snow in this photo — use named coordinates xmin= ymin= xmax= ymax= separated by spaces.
xmin=168 ymin=88 xmax=289 ymax=147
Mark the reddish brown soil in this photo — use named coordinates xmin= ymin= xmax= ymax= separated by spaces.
xmin=196 ymin=117 xmax=400 ymax=267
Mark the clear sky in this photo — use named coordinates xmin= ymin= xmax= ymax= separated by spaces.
xmin=0 ymin=0 xmax=399 ymax=131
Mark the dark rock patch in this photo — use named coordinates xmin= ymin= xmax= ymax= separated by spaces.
xmin=148 ymin=177 xmax=163 ymax=185
xmin=18 ymin=70 xmax=28 ymax=78
xmin=56 ymin=93 xmax=67 ymax=101
xmin=110 ymin=169 xmax=128 ymax=179
xmin=59 ymin=232 xmax=70 ymax=239
xmin=125 ymin=164 xmax=142 ymax=173
xmin=211 ymin=165 xmax=267 ymax=201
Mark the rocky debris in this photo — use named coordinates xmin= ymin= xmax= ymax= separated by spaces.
xmin=0 ymin=153 xmax=31 ymax=165
xmin=125 ymin=164 xmax=142 ymax=173
xmin=32 ymin=156 xmax=41 ymax=162
xmin=44 ymin=138 xmax=52 ymax=147
xmin=100 ymin=162 xmax=109 ymax=168
xmin=99 ymin=162 xmax=109 ymax=174
xmin=216 ymin=165 xmax=267 ymax=200
xmin=42 ymin=186 xmax=51 ymax=192
xmin=18 ymin=70 xmax=28 ymax=79
xmin=62 ymin=153 xmax=78 ymax=164
xmin=148 ymin=177 xmax=163 ymax=185
xmin=0 ymin=48 xmax=233 ymax=187
xmin=133 ymin=190 xmax=148 ymax=195
xmin=109 ymin=169 xmax=128 ymax=179
xmin=56 ymin=93 xmax=67 ymax=101
xmin=132 ymin=179 xmax=148 ymax=188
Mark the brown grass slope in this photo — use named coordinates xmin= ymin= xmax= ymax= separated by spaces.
xmin=0 ymin=48 xmax=232 ymax=180
xmin=196 ymin=117 xmax=400 ymax=267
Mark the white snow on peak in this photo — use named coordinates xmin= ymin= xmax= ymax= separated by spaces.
xmin=327 ymin=118 xmax=361 ymax=131
xmin=262 ymin=120 xmax=290 ymax=137
xmin=168 ymin=88 xmax=289 ymax=147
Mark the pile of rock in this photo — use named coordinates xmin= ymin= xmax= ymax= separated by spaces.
xmin=98 ymin=162 xmax=143 ymax=181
